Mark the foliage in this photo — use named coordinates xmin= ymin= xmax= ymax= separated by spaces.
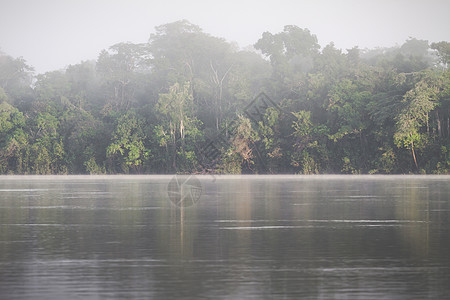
xmin=218 ymin=115 xmax=259 ymax=173
xmin=106 ymin=110 xmax=150 ymax=173
xmin=0 ymin=21 xmax=449 ymax=174
xmin=290 ymin=110 xmax=329 ymax=174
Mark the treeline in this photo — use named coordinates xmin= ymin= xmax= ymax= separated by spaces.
xmin=1 ymin=20 xmax=449 ymax=174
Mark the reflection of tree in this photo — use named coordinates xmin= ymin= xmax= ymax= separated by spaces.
xmin=395 ymin=179 xmax=431 ymax=257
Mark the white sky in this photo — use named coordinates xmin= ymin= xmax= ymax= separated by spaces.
xmin=1 ymin=0 xmax=449 ymax=74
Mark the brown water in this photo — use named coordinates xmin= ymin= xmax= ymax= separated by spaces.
xmin=0 ymin=175 xmax=449 ymax=299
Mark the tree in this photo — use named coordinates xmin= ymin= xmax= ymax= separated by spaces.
xmin=394 ymin=38 xmax=432 ymax=73
xmin=106 ymin=110 xmax=149 ymax=173
xmin=0 ymin=100 xmax=27 ymax=173
xmin=97 ymin=42 xmax=150 ymax=110
xmin=254 ymin=25 xmax=320 ymax=98
xmin=327 ymin=79 xmax=371 ymax=141
xmin=394 ymin=72 xmax=440 ymax=169
xmin=60 ymin=106 xmax=104 ymax=174
xmin=23 ymin=111 xmax=66 ymax=174
xmin=257 ymin=107 xmax=283 ymax=173
xmin=65 ymin=61 xmax=102 ymax=111
xmin=34 ymin=71 xmax=71 ymax=103
xmin=0 ymin=53 xmax=34 ymax=102
xmin=255 ymin=26 xmax=319 ymax=67
xmin=290 ymin=110 xmax=329 ymax=174
xmin=149 ymin=20 xmax=204 ymax=85
xmin=218 ymin=115 xmax=259 ymax=174
xmin=431 ymin=41 xmax=450 ymax=68
xmin=148 ymin=20 xmax=237 ymax=130
xmin=155 ymin=82 xmax=202 ymax=172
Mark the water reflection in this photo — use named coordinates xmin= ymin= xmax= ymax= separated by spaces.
xmin=0 ymin=175 xmax=449 ymax=299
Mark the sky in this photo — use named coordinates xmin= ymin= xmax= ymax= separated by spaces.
xmin=1 ymin=0 xmax=450 ymax=74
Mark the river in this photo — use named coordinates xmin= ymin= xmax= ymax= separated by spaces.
xmin=0 ymin=175 xmax=449 ymax=299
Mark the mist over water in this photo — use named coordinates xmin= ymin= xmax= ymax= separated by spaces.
xmin=0 ymin=175 xmax=449 ymax=299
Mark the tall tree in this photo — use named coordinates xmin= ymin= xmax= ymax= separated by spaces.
xmin=394 ymin=72 xmax=441 ymax=169
xmin=155 ymin=82 xmax=202 ymax=172
xmin=0 ymin=53 xmax=34 ymax=103
xmin=254 ymin=25 xmax=319 ymax=98
xmin=97 ymin=42 xmax=150 ymax=110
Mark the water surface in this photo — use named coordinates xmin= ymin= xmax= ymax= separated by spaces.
xmin=0 ymin=175 xmax=449 ymax=299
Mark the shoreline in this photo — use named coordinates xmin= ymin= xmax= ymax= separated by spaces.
xmin=0 ymin=174 xmax=449 ymax=180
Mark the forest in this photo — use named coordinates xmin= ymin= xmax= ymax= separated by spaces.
xmin=1 ymin=20 xmax=449 ymax=175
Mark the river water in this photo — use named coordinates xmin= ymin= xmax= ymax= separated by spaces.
xmin=0 ymin=175 xmax=449 ymax=299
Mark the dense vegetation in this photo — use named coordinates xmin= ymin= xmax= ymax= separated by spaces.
xmin=1 ymin=20 xmax=449 ymax=174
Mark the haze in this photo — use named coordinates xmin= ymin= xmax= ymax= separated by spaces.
xmin=1 ymin=0 xmax=449 ymax=74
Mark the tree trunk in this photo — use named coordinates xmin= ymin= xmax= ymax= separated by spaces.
xmin=210 ymin=61 xmax=232 ymax=131
xmin=411 ymin=140 xmax=418 ymax=169
xmin=436 ymin=110 xmax=441 ymax=137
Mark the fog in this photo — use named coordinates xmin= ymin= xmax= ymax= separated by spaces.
xmin=1 ymin=0 xmax=450 ymax=74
